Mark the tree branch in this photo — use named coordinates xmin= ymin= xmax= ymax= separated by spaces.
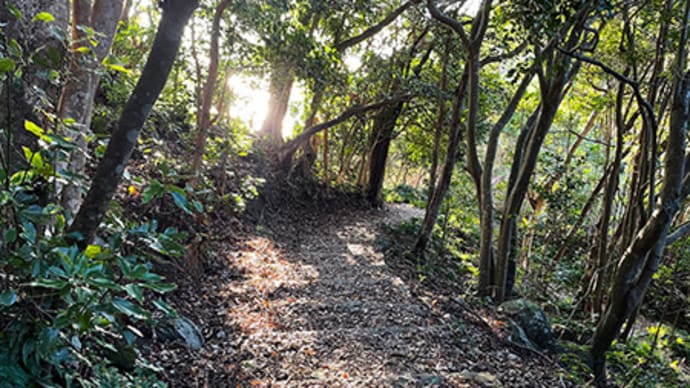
xmin=557 ymin=46 xmax=658 ymax=133
xmin=426 ymin=0 xmax=470 ymax=47
xmin=334 ymin=0 xmax=420 ymax=52
xmin=279 ymin=95 xmax=413 ymax=167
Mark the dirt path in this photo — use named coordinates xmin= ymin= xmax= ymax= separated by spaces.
xmin=151 ymin=202 xmax=573 ymax=387
xmin=230 ymin=204 xmax=472 ymax=386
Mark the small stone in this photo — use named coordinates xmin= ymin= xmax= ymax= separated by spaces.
xmin=216 ymin=330 xmax=226 ymax=339
xmin=474 ymin=372 xmax=500 ymax=387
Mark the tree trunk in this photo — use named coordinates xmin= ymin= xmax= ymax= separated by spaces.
xmin=58 ymin=0 xmax=124 ymax=216
xmin=259 ymin=66 xmax=293 ymax=146
xmin=428 ymin=33 xmax=451 ymax=200
xmin=190 ymin=0 xmax=232 ymax=180
xmin=591 ymin=0 xmax=690 ymax=382
xmin=366 ymin=101 xmax=404 ymax=206
xmin=414 ymin=71 xmax=468 ymax=255
xmin=0 ymin=0 xmax=69 ymax=173
xmin=477 ymin=71 xmax=533 ymax=295
xmin=68 ymin=0 xmax=198 ymax=245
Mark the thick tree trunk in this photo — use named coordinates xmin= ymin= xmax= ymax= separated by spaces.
xmin=366 ymin=102 xmax=404 ymax=206
xmin=58 ymin=0 xmax=124 ymax=216
xmin=259 ymin=66 xmax=293 ymax=146
xmin=191 ymin=0 xmax=232 ymax=180
xmin=68 ymin=0 xmax=198 ymax=244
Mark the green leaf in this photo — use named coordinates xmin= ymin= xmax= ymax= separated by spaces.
xmin=141 ymin=282 xmax=176 ymax=293
xmin=104 ymin=62 xmax=130 ymax=74
xmin=20 ymin=221 xmax=36 ymax=244
xmin=0 ymin=289 xmax=18 ymax=306
xmin=7 ymin=4 xmax=22 ymax=20
xmin=0 ymin=58 xmax=16 ymax=73
xmin=170 ymin=191 xmax=193 ymax=215
xmin=84 ymin=245 xmax=102 ymax=259
xmin=24 ymin=120 xmax=50 ymax=142
xmin=125 ymin=284 xmax=144 ymax=303
xmin=4 ymin=227 xmax=17 ymax=244
xmin=141 ymin=179 xmax=164 ymax=204
xmin=152 ymin=299 xmax=177 ymax=317
xmin=86 ymin=277 xmax=119 ymax=289
xmin=112 ymin=297 xmax=149 ymax=320
xmin=32 ymin=12 xmax=55 ymax=23
xmin=28 ymin=278 xmax=68 ymax=290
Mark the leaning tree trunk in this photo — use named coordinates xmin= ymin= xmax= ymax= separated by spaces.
xmin=590 ymin=1 xmax=690 ymax=384
xmin=68 ymin=0 xmax=198 ymax=245
xmin=58 ymin=0 xmax=124 ymax=216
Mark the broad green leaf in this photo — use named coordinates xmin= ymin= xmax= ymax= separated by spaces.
xmin=141 ymin=179 xmax=164 ymax=204
xmin=112 ymin=297 xmax=149 ymax=320
xmin=125 ymin=284 xmax=144 ymax=302
xmin=24 ymin=120 xmax=50 ymax=142
xmin=4 ymin=227 xmax=17 ymax=244
xmin=86 ymin=277 xmax=119 ymax=289
xmin=170 ymin=191 xmax=193 ymax=215
xmin=152 ymin=299 xmax=177 ymax=317
xmin=0 ymin=58 xmax=15 ymax=73
xmin=0 ymin=289 xmax=18 ymax=306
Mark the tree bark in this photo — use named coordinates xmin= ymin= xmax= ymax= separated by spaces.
xmin=366 ymin=101 xmax=405 ymax=206
xmin=414 ymin=70 xmax=468 ymax=255
xmin=68 ymin=0 xmax=198 ymax=244
xmin=591 ymin=0 xmax=690 ymax=383
xmin=191 ymin=0 xmax=232 ymax=180
xmin=259 ymin=65 xmax=293 ymax=146
xmin=0 ymin=0 xmax=69 ymax=173
xmin=478 ymin=70 xmax=533 ymax=295
xmin=58 ymin=0 xmax=124 ymax=216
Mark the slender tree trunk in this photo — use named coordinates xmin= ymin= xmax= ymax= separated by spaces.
xmin=478 ymin=71 xmax=533 ymax=295
xmin=191 ymin=0 xmax=232 ymax=180
xmin=69 ymin=0 xmax=198 ymax=244
xmin=322 ymin=127 xmax=329 ymax=182
xmin=414 ymin=71 xmax=468 ymax=255
xmin=294 ymin=89 xmax=323 ymax=177
xmin=428 ymin=34 xmax=451 ymax=201
xmin=591 ymin=1 xmax=690 ymax=382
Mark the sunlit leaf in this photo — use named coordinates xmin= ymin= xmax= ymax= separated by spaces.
xmin=32 ymin=12 xmax=55 ymax=23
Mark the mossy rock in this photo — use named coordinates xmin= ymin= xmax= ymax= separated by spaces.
xmin=499 ymin=299 xmax=556 ymax=351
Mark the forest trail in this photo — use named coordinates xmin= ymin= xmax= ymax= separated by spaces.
xmin=152 ymin=202 xmax=573 ymax=387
